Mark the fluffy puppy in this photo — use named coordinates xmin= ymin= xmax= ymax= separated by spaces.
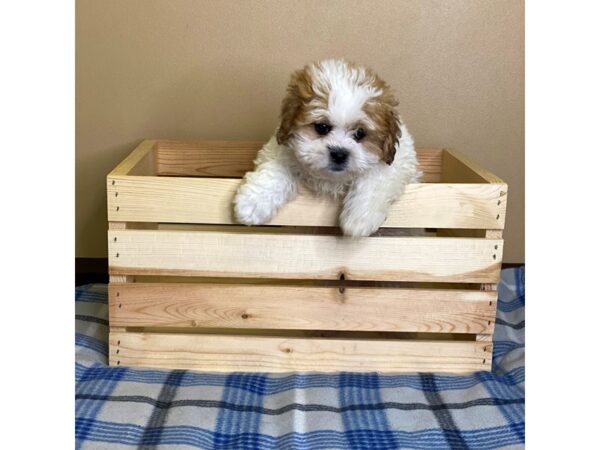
xmin=234 ymin=59 xmax=421 ymax=236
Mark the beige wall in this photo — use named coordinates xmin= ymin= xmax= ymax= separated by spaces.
xmin=76 ymin=0 xmax=524 ymax=263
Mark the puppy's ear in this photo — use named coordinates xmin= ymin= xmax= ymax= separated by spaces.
xmin=381 ymin=108 xmax=401 ymax=165
xmin=364 ymin=74 xmax=402 ymax=165
xmin=276 ymin=67 xmax=313 ymax=145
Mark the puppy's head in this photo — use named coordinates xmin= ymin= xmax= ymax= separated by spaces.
xmin=276 ymin=59 xmax=401 ymax=179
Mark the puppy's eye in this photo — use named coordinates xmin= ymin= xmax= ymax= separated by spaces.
xmin=353 ymin=128 xmax=366 ymax=141
xmin=314 ymin=123 xmax=332 ymax=136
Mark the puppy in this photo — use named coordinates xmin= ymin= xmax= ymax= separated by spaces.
xmin=234 ymin=59 xmax=421 ymax=236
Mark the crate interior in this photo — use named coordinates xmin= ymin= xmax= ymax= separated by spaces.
xmin=153 ymin=139 xmax=445 ymax=182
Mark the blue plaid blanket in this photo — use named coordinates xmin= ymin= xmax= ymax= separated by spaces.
xmin=75 ymin=267 xmax=525 ymax=449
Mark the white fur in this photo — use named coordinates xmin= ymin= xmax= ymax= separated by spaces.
xmin=233 ymin=60 xmax=421 ymax=236
xmin=307 ymin=60 xmax=381 ymax=130
xmin=339 ymin=124 xmax=420 ymax=236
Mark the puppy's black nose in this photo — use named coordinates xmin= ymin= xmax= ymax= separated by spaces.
xmin=328 ymin=146 xmax=349 ymax=165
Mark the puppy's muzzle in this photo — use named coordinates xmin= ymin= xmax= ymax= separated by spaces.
xmin=328 ymin=146 xmax=349 ymax=170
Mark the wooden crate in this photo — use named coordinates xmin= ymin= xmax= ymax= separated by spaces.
xmin=107 ymin=139 xmax=507 ymax=373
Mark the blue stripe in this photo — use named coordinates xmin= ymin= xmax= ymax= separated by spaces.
xmin=78 ymin=365 xmax=128 ymax=384
xmin=492 ymin=342 xmax=524 ymax=370
xmin=420 ymin=373 xmax=468 ymax=449
xmin=504 ymin=367 xmax=525 ymax=394
xmin=75 ymin=363 xmax=86 ymax=380
xmin=497 ymin=295 xmax=525 ymax=312
xmin=214 ymin=374 xmax=267 ymax=449
xmin=493 ymin=341 xmax=524 ymax=360
xmin=72 ymin=364 xmax=525 ymax=392
xmin=367 ymin=373 xmax=398 ymax=449
xmin=75 ymin=367 xmax=126 ymax=449
xmin=75 ymin=315 xmax=109 ymax=326
xmin=75 ymin=285 xmax=108 ymax=304
xmin=75 ymin=333 xmax=108 ymax=356
xmin=516 ymin=266 xmax=525 ymax=299
xmin=339 ymin=373 xmax=398 ymax=449
xmin=76 ymin=418 xmax=524 ymax=449
xmin=75 ymin=295 xmax=108 ymax=304
xmin=476 ymin=371 xmax=525 ymax=443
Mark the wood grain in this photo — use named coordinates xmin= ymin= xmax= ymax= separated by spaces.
xmin=107 ymin=176 xmax=506 ymax=229
xmin=442 ymin=152 xmax=507 ymax=232
xmin=155 ymin=140 xmax=443 ymax=182
xmin=109 ymin=331 xmax=492 ymax=373
xmin=108 ymin=230 xmax=503 ymax=283
xmin=109 ymin=283 xmax=497 ymax=334
xmin=156 ymin=140 xmax=261 ymax=178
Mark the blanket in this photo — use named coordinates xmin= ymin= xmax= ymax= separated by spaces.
xmin=75 ymin=267 xmax=525 ymax=449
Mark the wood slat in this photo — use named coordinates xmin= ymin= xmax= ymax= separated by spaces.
xmin=156 ymin=140 xmax=261 ymax=178
xmin=108 ymin=140 xmax=156 ymax=177
xmin=107 ymin=177 xmax=506 ymax=229
xmin=155 ymin=139 xmax=443 ymax=182
xmin=109 ymin=283 xmax=497 ymax=334
xmin=109 ymin=331 xmax=492 ymax=373
xmin=108 ymin=230 xmax=503 ymax=283
xmin=416 ymin=149 xmax=444 ymax=183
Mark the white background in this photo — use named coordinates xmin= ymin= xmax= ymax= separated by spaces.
xmin=1 ymin=0 xmax=599 ymax=447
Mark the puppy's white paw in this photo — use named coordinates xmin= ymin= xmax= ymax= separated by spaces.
xmin=233 ymin=189 xmax=276 ymax=225
xmin=339 ymin=207 xmax=387 ymax=237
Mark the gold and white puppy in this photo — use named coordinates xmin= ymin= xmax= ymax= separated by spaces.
xmin=234 ymin=59 xmax=421 ymax=236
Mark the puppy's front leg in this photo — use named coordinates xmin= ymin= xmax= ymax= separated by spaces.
xmin=234 ymin=139 xmax=298 ymax=225
xmin=340 ymin=167 xmax=405 ymax=237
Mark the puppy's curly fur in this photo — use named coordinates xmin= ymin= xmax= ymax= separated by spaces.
xmin=234 ymin=59 xmax=421 ymax=236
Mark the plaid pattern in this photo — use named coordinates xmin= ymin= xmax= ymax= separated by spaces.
xmin=75 ymin=267 xmax=525 ymax=449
